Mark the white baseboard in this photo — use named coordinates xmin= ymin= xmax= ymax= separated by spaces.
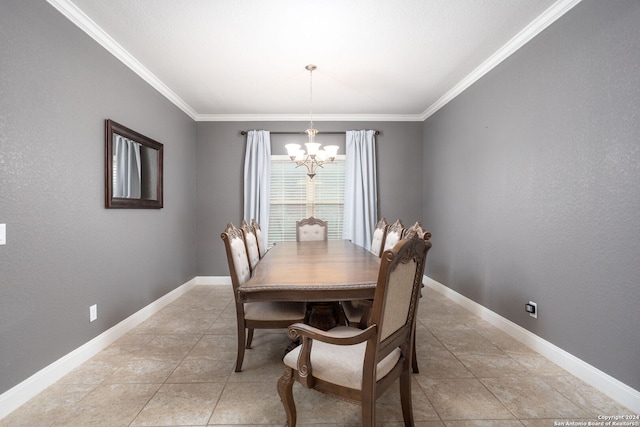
xmin=194 ymin=276 xmax=231 ymax=285
xmin=423 ymin=276 xmax=640 ymax=413
xmin=0 ymin=277 xmax=199 ymax=420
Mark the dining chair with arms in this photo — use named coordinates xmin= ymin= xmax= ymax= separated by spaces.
xmin=296 ymin=216 xmax=328 ymax=241
xmin=345 ymin=219 xmax=430 ymax=372
xmin=241 ymin=219 xmax=260 ymax=273
xmin=277 ymin=235 xmax=431 ymax=426
xmin=221 ymin=223 xmax=307 ymax=372
xmin=382 ymin=219 xmax=404 ymax=252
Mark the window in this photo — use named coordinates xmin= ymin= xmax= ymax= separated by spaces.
xmin=269 ymin=155 xmax=345 ymax=242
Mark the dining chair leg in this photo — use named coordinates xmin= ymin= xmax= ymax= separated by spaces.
xmin=400 ymin=368 xmax=415 ymax=426
xmin=235 ymin=321 xmax=246 ymax=372
xmin=246 ymin=328 xmax=254 ymax=349
xmin=361 ymin=395 xmax=376 ymax=427
xmin=277 ymin=368 xmax=297 ymax=427
xmin=412 ymin=336 xmax=419 ymax=374
xmin=413 ymin=288 xmax=423 ymax=374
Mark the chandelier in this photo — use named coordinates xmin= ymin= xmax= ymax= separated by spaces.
xmin=285 ymin=64 xmax=339 ymax=179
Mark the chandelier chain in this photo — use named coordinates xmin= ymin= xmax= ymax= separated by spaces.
xmin=308 ymin=66 xmax=314 ymax=129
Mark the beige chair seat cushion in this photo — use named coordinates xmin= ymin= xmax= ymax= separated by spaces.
xmin=283 ymin=326 xmax=401 ymax=390
xmin=244 ymin=301 xmax=306 ymax=321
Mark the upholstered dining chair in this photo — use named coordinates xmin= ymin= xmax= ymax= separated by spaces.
xmin=277 ymin=235 xmax=431 ymax=427
xmin=240 ymin=220 xmax=260 ymax=273
xmin=250 ymin=219 xmax=268 ymax=258
xmin=370 ymin=217 xmax=389 ymax=257
xmin=221 ymin=223 xmax=307 ymax=372
xmin=382 ymin=219 xmax=404 ymax=252
xmin=296 ymin=216 xmax=328 ymax=241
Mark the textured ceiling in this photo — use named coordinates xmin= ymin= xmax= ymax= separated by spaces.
xmin=50 ymin=0 xmax=581 ymax=121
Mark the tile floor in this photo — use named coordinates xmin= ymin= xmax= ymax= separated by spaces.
xmin=1 ymin=285 xmax=632 ymax=426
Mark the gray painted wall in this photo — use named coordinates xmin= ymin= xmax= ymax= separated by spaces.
xmin=196 ymin=121 xmax=423 ymax=275
xmin=422 ymin=0 xmax=640 ymax=390
xmin=0 ymin=1 xmax=198 ymax=394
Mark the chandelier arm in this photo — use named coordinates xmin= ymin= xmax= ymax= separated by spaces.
xmin=303 ymin=161 xmax=314 ymax=176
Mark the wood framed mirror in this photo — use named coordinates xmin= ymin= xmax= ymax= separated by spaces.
xmin=105 ymin=119 xmax=163 ymax=208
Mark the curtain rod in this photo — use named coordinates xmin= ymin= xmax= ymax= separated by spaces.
xmin=240 ymin=130 xmax=380 ymax=136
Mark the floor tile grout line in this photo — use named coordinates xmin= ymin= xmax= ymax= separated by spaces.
xmin=412 ymin=372 xmax=445 ymax=423
xmin=128 ymin=332 xmax=207 ymax=426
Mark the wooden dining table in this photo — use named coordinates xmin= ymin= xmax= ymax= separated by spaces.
xmin=237 ymin=239 xmax=380 ymax=302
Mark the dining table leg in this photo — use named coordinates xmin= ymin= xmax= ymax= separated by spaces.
xmin=305 ymin=302 xmax=345 ymax=330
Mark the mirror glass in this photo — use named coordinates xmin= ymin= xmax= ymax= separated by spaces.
xmin=105 ymin=119 xmax=163 ymax=208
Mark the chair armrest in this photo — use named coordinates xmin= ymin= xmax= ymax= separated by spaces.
xmin=287 ymin=323 xmax=377 ymax=346
xmin=286 ymin=323 xmax=378 ymax=389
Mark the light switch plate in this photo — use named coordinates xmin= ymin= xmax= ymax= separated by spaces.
xmin=0 ymin=224 xmax=6 ymax=245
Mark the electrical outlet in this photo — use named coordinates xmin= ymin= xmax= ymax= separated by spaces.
xmin=0 ymin=224 xmax=6 ymax=245
xmin=89 ymin=304 xmax=97 ymax=322
xmin=525 ymin=301 xmax=537 ymax=319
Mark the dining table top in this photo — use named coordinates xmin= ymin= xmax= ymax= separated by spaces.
xmin=236 ymin=240 xmax=381 ymax=303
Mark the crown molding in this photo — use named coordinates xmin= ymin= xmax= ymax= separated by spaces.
xmin=48 ymin=0 xmax=581 ymax=124
xmin=46 ymin=0 xmax=199 ymax=121
xmin=193 ymin=113 xmax=424 ymax=122
xmin=420 ymin=0 xmax=583 ymax=121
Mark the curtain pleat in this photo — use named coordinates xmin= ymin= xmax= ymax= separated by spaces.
xmin=343 ymin=130 xmax=377 ymax=249
xmin=243 ymin=130 xmax=271 ymax=239
xmin=113 ymin=134 xmax=141 ymax=198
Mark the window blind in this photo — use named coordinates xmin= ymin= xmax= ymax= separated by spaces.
xmin=269 ymin=155 xmax=345 ymax=243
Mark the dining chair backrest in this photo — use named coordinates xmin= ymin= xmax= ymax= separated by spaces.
xmin=251 ymin=219 xmax=267 ymax=258
xmin=240 ymin=220 xmax=260 ymax=272
xmin=296 ymin=216 xmax=328 ymax=241
xmin=399 ymin=220 xmax=432 ymax=374
xmin=221 ymin=223 xmax=251 ymax=289
xmin=402 ymin=221 xmax=432 ymax=242
xmin=374 ymin=236 xmax=429 ymax=342
xmin=370 ymin=217 xmax=389 ymax=257
xmin=382 ymin=219 xmax=404 ymax=252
